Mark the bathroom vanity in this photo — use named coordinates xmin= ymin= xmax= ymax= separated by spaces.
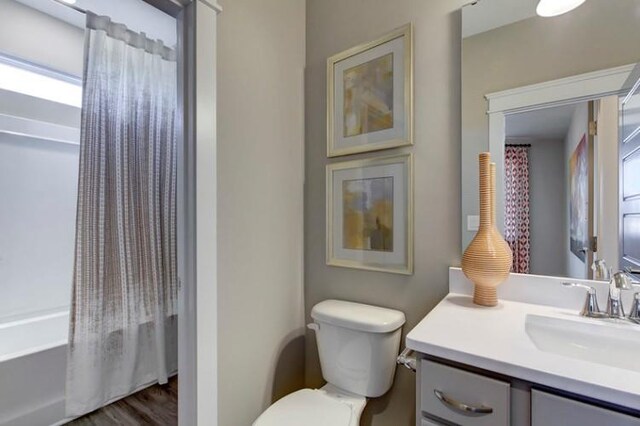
xmin=446 ymin=0 xmax=640 ymax=423
xmin=406 ymin=268 xmax=640 ymax=426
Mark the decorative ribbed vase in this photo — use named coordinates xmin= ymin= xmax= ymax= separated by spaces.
xmin=462 ymin=153 xmax=513 ymax=307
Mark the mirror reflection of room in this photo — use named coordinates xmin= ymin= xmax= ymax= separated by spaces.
xmin=503 ymin=98 xmax=619 ymax=279
xmin=462 ymin=0 xmax=640 ymax=282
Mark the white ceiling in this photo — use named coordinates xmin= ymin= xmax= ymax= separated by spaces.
xmin=463 ymin=0 xmax=538 ymax=38
xmin=506 ymin=103 xmax=579 ymax=140
xmin=13 ymin=0 xmax=177 ymax=46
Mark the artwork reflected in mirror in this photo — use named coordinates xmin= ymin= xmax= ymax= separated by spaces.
xmin=569 ymin=134 xmax=589 ymax=263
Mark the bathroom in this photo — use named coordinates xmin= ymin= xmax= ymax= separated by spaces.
xmin=0 ymin=0 xmax=639 ymax=425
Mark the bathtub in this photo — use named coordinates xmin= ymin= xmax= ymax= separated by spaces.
xmin=0 ymin=310 xmax=69 ymax=426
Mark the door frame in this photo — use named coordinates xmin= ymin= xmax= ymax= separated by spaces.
xmin=619 ymin=64 xmax=640 ymax=278
xmin=143 ymin=1 xmax=221 ymax=424
xmin=484 ymin=64 xmax=635 ymax=275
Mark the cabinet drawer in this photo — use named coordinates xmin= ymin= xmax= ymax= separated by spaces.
xmin=420 ymin=359 xmax=510 ymax=426
xmin=532 ymin=390 xmax=640 ymax=426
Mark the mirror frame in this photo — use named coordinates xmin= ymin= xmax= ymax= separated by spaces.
xmin=484 ymin=64 xmax=635 ymax=236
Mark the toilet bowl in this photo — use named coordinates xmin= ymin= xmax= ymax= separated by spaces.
xmin=253 ymin=384 xmax=366 ymax=426
xmin=253 ymin=300 xmax=405 ymax=426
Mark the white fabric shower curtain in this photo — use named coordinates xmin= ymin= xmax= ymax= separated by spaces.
xmin=66 ymin=13 xmax=178 ymax=416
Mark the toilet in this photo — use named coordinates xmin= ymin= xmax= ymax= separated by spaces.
xmin=253 ymin=299 xmax=406 ymax=426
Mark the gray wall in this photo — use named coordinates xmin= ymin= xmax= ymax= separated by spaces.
xmin=217 ymin=0 xmax=306 ymax=424
xmin=462 ymin=0 xmax=640 ymax=250
xmin=0 ymin=0 xmax=84 ymax=76
xmin=508 ymin=139 xmax=566 ymax=276
xmin=305 ymin=1 xmax=464 ymax=424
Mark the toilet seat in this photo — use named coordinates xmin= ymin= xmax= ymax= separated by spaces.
xmin=253 ymin=385 xmax=366 ymax=426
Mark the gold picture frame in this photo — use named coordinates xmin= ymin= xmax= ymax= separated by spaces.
xmin=327 ymin=23 xmax=413 ymax=157
xmin=326 ymin=153 xmax=414 ymax=274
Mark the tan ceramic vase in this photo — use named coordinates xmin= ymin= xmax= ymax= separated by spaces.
xmin=462 ymin=152 xmax=513 ymax=307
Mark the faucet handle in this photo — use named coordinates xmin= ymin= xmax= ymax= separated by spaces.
xmin=592 ymin=259 xmax=610 ymax=281
xmin=623 ymin=267 xmax=640 ymax=283
xmin=629 ymin=293 xmax=640 ymax=322
xmin=562 ymin=282 xmax=603 ymax=318
xmin=612 ymin=271 xmax=635 ymax=290
xmin=607 ymin=271 xmax=639 ymax=319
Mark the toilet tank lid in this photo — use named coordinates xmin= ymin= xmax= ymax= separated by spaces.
xmin=311 ymin=300 xmax=405 ymax=333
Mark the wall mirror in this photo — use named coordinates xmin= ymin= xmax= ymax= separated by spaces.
xmin=461 ymin=0 xmax=640 ymax=280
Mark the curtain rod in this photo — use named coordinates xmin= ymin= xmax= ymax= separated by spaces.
xmin=52 ymin=0 xmax=187 ymax=16
xmin=505 ymin=144 xmax=531 ymax=147
xmin=52 ymin=0 xmax=87 ymax=15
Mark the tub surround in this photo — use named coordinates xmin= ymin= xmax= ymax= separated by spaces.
xmin=0 ymin=311 xmax=69 ymax=426
xmin=406 ymin=268 xmax=640 ymax=412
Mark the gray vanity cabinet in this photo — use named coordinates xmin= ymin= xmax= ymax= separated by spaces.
xmin=420 ymin=419 xmax=442 ymax=426
xmin=531 ymin=390 xmax=640 ymax=426
xmin=421 ymin=420 xmax=444 ymax=426
xmin=419 ymin=359 xmax=511 ymax=426
xmin=418 ymin=357 xmax=640 ymax=426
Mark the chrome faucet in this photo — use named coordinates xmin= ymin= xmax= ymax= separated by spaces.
xmin=613 ymin=269 xmax=640 ymax=322
xmin=562 ymin=282 xmax=604 ymax=318
xmin=563 ymin=270 xmax=640 ymax=323
xmin=606 ymin=271 xmax=634 ymax=319
xmin=630 ymin=293 xmax=640 ymax=323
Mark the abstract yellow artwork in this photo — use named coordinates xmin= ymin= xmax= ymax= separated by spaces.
xmin=327 ymin=154 xmax=413 ymax=274
xmin=343 ymin=53 xmax=394 ymax=137
xmin=327 ymin=24 xmax=412 ymax=157
xmin=342 ymin=177 xmax=393 ymax=252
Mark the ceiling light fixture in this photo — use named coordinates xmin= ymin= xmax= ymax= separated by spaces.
xmin=536 ymin=0 xmax=586 ymax=17
xmin=59 ymin=0 xmax=77 ymax=4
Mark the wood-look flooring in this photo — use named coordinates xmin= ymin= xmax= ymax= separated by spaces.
xmin=68 ymin=377 xmax=178 ymax=425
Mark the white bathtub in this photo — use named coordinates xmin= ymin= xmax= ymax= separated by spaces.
xmin=0 ymin=310 xmax=69 ymax=426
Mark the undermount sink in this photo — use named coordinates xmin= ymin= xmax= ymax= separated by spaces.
xmin=525 ymin=314 xmax=640 ymax=373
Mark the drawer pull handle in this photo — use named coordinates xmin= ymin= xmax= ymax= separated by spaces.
xmin=433 ymin=389 xmax=493 ymax=415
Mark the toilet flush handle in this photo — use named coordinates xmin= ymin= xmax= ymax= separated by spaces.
xmin=397 ymin=347 xmax=417 ymax=372
xmin=307 ymin=323 xmax=320 ymax=332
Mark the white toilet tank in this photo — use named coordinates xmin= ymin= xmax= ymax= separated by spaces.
xmin=310 ymin=300 xmax=406 ymax=398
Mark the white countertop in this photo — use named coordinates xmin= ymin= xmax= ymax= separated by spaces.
xmin=406 ymin=292 xmax=640 ymax=411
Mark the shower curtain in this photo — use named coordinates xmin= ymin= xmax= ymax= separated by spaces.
xmin=504 ymin=145 xmax=531 ymax=274
xmin=66 ymin=13 xmax=178 ymax=416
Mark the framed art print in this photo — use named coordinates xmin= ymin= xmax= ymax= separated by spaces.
xmin=327 ymin=24 xmax=413 ymax=157
xmin=326 ymin=153 xmax=413 ymax=274
xmin=569 ymin=134 xmax=589 ymax=262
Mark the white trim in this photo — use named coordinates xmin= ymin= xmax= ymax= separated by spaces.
xmin=198 ymin=0 xmax=222 ymax=13
xmin=193 ymin=3 xmax=218 ymax=425
xmin=486 ymin=64 xmax=636 ymax=234
xmin=0 ymin=114 xmax=80 ymax=145
xmin=489 ymin=112 xmax=506 ymax=233
xmin=486 ymin=64 xmax=635 ymax=114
